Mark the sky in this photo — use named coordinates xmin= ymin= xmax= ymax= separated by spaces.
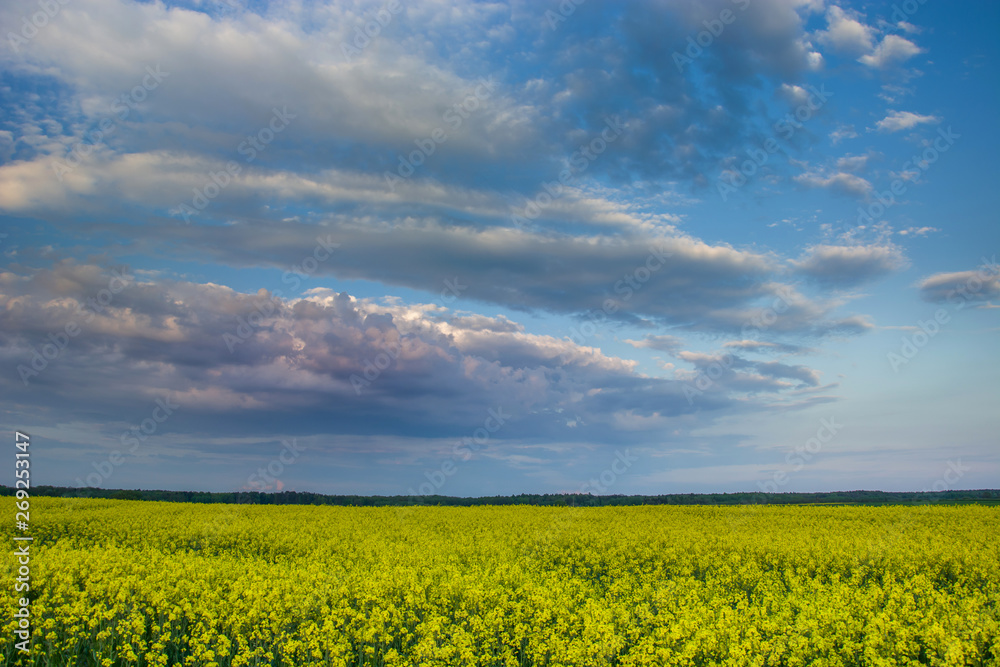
xmin=0 ymin=0 xmax=997 ymax=497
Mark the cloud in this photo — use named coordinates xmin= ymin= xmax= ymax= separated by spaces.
xmin=624 ymin=335 xmax=683 ymax=354
xmin=794 ymin=170 xmax=873 ymax=198
xmin=835 ymin=154 xmax=870 ymax=172
xmin=814 ymin=7 xmax=922 ymax=70
xmin=777 ymin=83 xmax=813 ymax=107
xmin=69 ymin=216 xmax=861 ymax=338
xmin=723 ymin=340 xmax=814 ymax=355
xmin=859 ymin=34 xmax=923 ymax=69
xmin=674 ymin=349 xmax=824 ymax=393
xmin=754 ymin=360 xmax=821 ymax=386
xmin=0 ymin=262 xmax=846 ymax=459
xmin=878 ymin=83 xmax=915 ymax=105
xmin=875 ymin=110 xmax=940 ymax=133
xmin=895 ymin=21 xmax=922 ymax=35
xmin=897 ymin=226 xmax=939 ymax=237
xmin=816 ymin=6 xmax=874 ymax=57
xmin=829 ymin=124 xmax=858 ymax=145
xmin=0 ymin=149 xmax=879 ymax=339
xmin=0 ymin=0 xmax=889 ymax=349
xmin=791 ymin=244 xmax=908 ymax=287
xmin=3 ymin=0 xmax=985 ymax=495
xmin=917 ymin=266 xmax=1000 ymax=304
xmin=0 ymin=0 xmax=846 ymax=210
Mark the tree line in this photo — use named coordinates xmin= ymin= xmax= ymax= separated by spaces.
xmin=3 ymin=485 xmax=999 ymax=506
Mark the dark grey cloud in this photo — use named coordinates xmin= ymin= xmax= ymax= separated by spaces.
xmin=674 ymin=348 xmax=825 ymax=397
xmin=0 ymin=262 xmax=837 ymax=450
xmin=132 ymin=219 xmax=871 ymax=338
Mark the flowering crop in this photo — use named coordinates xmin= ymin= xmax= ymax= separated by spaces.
xmin=2 ymin=499 xmax=998 ymax=666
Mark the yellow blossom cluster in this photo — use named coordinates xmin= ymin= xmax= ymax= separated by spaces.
xmin=1 ymin=499 xmax=998 ymax=666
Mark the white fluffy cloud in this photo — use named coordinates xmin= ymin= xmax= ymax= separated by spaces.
xmin=794 ymin=170 xmax=874 ymax=198
xmin=817 ymin=6 xmax=875 ymax=56
xmin=875 ymin=110 xmax=941 ymax=133
xmin=859 ymin=34 xmax=923 ymax=69
xmin=815 ymin=6 xmax=922 ymax=70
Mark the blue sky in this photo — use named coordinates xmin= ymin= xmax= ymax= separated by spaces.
xmin=1 ymin=0 xmax=997 ymax=496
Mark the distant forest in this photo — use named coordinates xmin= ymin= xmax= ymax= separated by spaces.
xmin=3 ymin=485 xmax=999 ymax=506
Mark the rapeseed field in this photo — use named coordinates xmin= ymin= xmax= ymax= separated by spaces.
xmin=2 ymin=498 xmax=997 ymax=666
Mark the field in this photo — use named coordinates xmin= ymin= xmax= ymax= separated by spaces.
xmin=2 ymin=499 xmax=998 ymax=666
